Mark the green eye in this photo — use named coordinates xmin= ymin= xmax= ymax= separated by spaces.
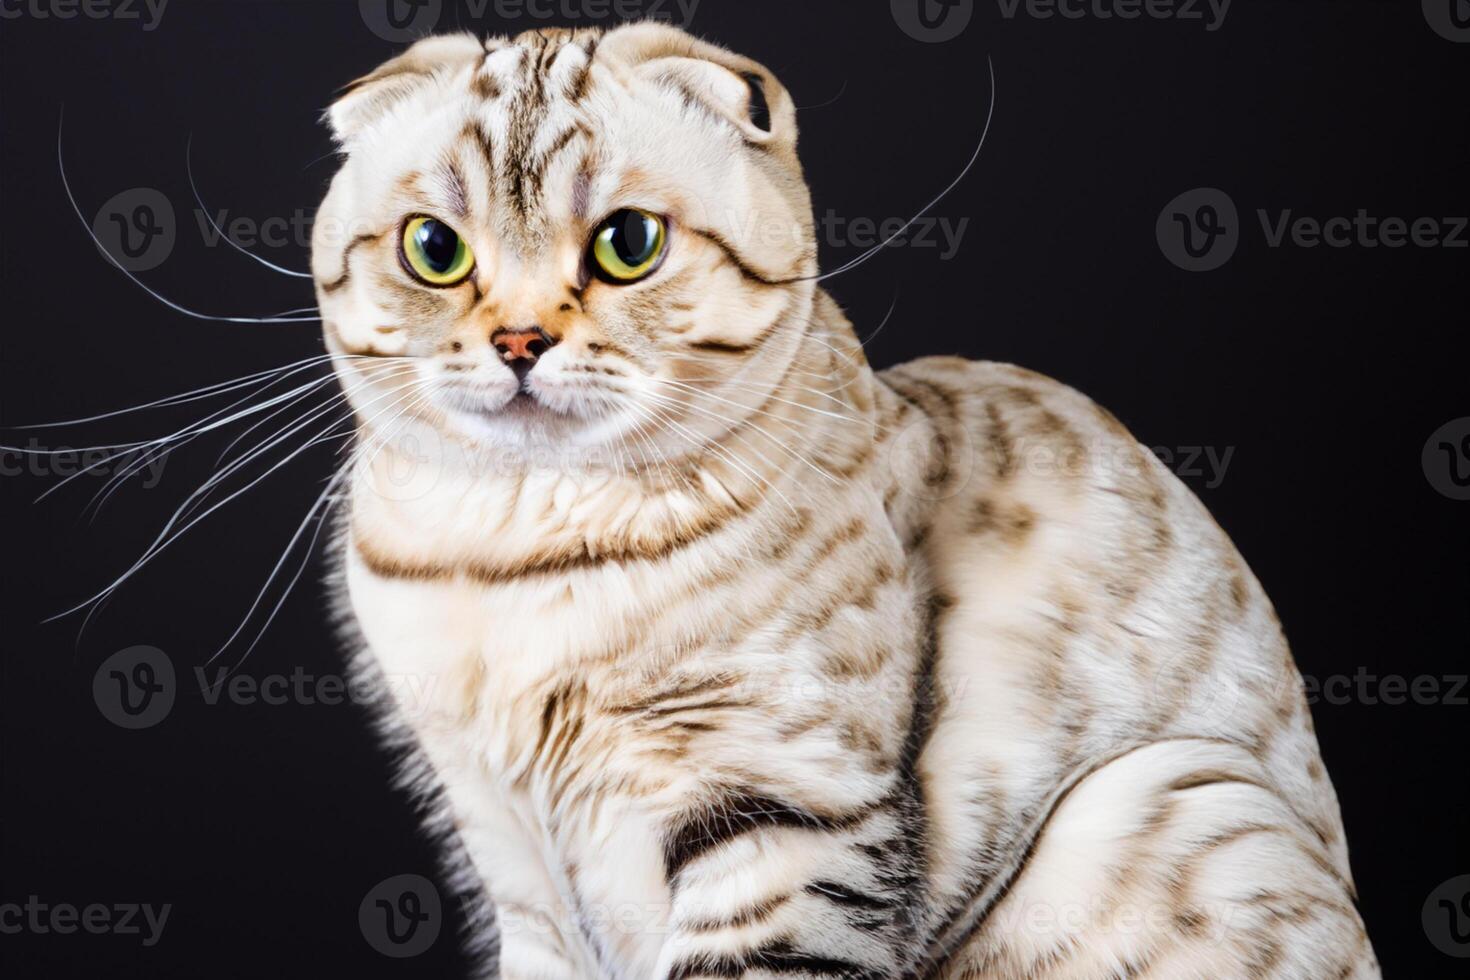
xmin=590 ymin=209 xmax=667 ymax=283
xmin=401 ymin=216 xmax=475 ymax=286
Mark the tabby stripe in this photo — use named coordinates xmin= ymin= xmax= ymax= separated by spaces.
xmin=682 ymin=893 xmax=792 ymax=933
xmin=530 ymin=688 xmax=565 ymax=766
xmin=471 ymin=68 xmax=501 ymax=100
xmin=566 ymin=36 xmax=598 ymax=103
xmin=524 ymin=123 xmax=587 ymax=195
xmin=1169 ymin=770 xmax=1272 ymax=794
xmin=889 ymin=590 xmax=941 ymax=921
xmin=663 ymin=791 xmax=871 ymax=880
xmin=883 ymin=374 xmax=960 ymax=428
xmin=352 ymin=497 xmax=738 ymax=585
xmin=689 ymin=339 xmax=753 ymax=355
xmin=458 ymin=122 xmax=496 ymax=183
xmin=690 ymin=228 xmax=795 ymax=287
xmin=505 ymin=47 xmax=548 ymax=217
xmin=805 ymin=880 xmax=895 ymax=913
xmin=983 ymin=402 xmax=1015 ymax=478
xmin=878 ymin=374 xmax=961 ymax=492
xmin=319 ymin=233 xmax=381 ymax=294
xmin=608 ymin=674 xmax=739 ymax=715
xmin=687 ymin=313 xmax=784 ymax=357
xmin=804 ymin=516 xmax=866 ymax=570
xmin=669 ymin=940 xmax=881 ymax=980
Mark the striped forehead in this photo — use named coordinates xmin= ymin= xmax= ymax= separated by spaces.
xmin=455 ymin=33 xmax=601 ymax=243
xmin=476 ymin=29 xmax=599 ymax=99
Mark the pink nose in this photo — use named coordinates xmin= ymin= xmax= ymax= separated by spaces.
xmin=490 ymin=327 xmax=555 ymax=363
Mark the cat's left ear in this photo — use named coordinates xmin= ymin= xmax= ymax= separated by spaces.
xmin=601 ymin=25 xmax=799 ymax=156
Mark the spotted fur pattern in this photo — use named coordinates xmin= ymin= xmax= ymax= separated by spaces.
xmin=312 ymin=24 xmax=1377 ymax=979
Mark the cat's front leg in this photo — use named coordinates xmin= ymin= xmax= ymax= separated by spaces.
xmin=652 ymin=788 xmax=920 ymax=979
xmin=488 ymin=889 xmax=588 ymax=980
xmin=420 ymin=758 xmax=592 ymax=979
xmin=493 ymin=925 xmax=587 ymax=980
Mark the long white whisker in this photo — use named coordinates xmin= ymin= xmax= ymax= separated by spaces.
xmin=58 ymin=108 xmax=319 ymax=325
xmin=672 ymin=353 xmax=857 ymax=391
xmin=794 ymin=58 xmax=996 ymax=286
xmin=180 ymin=367 xmax=420 ymax=527
xmin=49 ymin=372 xmax=428 ymax=621
xmin=651 ymin=375 xmax=879 ymax=432
xmin=206 ymin=458 xmax=355 ymax=667
xmin=212 ymin=374 xmax=348 ymax=467
xmin=348 ymin=380 xmax=444 ymax=476
xmin=29 ymin=370 xmax=355 ymax=503
xmin=124 ymin=374 xmax=424 ymax=655
xmin=83 ymin=442 xmax=176 ymax=521
xmin=640 ymin=388 xmax=839 ymax=487
xmin=673 ymin=372 xmax=858 ymax=412
xmin=186 ymin=134 xmax=314 ymax=279
xmin=639 ymin=399 xmax=798 ymax=516
xmin=857 ymin=292 xmax=901 ymax=347
xmin=7 ymin=354 xmax=349 ymax=430
xmin=621 ymin=403 xmax=693 ymax=495
xmin=213 ymin=358 xmax=411 ymax=468
xmin=228 ymin=477 xmax=345 ymax=665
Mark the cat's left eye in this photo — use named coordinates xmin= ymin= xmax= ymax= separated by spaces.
xmin=589 ymin=210 xmax=668 ymax=284
xmin=401 ymin=216 xmax=476 ymax=287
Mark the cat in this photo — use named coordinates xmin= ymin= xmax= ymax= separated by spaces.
xmin=313 ymin=23 xmax=1379 ymax=979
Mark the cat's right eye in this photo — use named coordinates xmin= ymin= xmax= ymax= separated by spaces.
xmin=400 ymin=216 xmax=476 ymax=287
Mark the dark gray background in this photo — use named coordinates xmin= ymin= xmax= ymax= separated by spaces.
xmin=2 ymin=0 xmax=1466 ymax=976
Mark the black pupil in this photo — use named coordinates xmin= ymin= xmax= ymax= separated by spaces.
xmin=415 ymin=220 xmax=459 ymax=272
xmin=610 ymin=211 xmax=656 ymax=264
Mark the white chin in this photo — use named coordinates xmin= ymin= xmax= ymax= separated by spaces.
xmin=440 ymin=392 xmax=580 ymax=446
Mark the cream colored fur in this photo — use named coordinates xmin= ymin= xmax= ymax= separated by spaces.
xmin=312 ymin=24 xmax=1377 ymax=979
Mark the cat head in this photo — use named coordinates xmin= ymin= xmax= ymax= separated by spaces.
xmin=313 ymin=25 xmax=819 ymax=466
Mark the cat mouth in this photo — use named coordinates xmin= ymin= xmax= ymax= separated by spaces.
xmin=501 ymin=388 xmax=555 ymax=415
xmin=436 ymin=380 xmax=571 ymax=425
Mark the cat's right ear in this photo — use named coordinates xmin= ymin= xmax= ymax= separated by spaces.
xmin=326 ymin=33 xmax=485 ymax=145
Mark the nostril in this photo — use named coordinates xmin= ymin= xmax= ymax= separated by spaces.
xmin=525 ymin=336 xmax=549 ymax=359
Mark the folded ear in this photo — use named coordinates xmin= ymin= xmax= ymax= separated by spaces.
xmin=326 ymin=33 xmax=486 ymax=145
xmin=598 ymin=24 xmax=799 ymax=157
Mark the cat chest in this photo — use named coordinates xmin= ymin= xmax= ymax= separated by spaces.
xmin=344 ymin=551 xmax=694 ymax=968
xmin=347 ymin=553 xmax=603 ymax=727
